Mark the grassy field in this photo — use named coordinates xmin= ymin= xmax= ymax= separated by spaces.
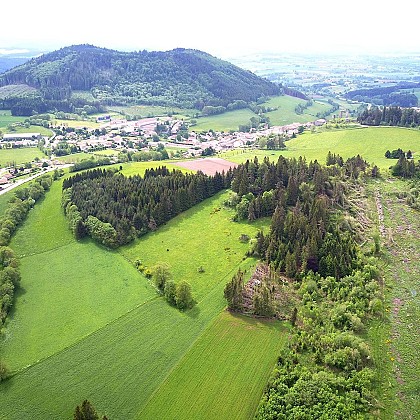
xmin=0 ymin=147 xmax=44 ymax=167
xmin=0 ymin=110 xmax=26 ymax=129
xmin=264 ymin=95 xmax=330 ymax=125
xmin=0 ymin=166 xmax=282 ymax=419
xmin=222 ymin=126 xmax=420 ymax=170
xmin=377 ymin=179 xmax=420 ymax=418
xmin=191 ymin=109 xmax=256 ymax=132
xmin=189 ymin=96 xmax=332 ymax=133
xmin=109 ymin=105 xmax=197 ymax=118
xmin=120 ymin=191 xmax=269 ymax=300
xmin=140 ymin=311 xmax=289 ymax=420
xmin=3 ymin=180 xmax=156 ymax=371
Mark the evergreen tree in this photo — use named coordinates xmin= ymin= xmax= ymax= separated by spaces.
xmin=74 ymin=400 xmax=99 ymax=420
xmin=253 ymin=283 xmax=275 ymax=317
xmin=224 ymin=269 xmax=244 ymax=311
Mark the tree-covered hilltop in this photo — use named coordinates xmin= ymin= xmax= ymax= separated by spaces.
xmin=345 ymin=83 xmax=419 ymax=107
xmin=0 ymin=44 xmax=280 ymax=115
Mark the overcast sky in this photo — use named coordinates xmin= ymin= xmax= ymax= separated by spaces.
xmin=2 ymin=0 xmax=419 ymax=58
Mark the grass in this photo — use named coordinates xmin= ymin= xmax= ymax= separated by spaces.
xmin=52 ymin=118 xmax=100 ymax=129
xmin=264 ymin=95 xmax=330 ymax=125
xmin=187 ymin=95 xmax=331 ymax=133
xmin=3 ymin=180 xmax=156 ymax=371
xmin=2 ymin=241 xmax=156 ymax=372
xmin=222 ymin=126 xmax=420 ymax=170
xmin=0 ymin=175 xmax=280 ymax=419
xmin=0 ymin=110 xmax=26 ymax=129
xmin=56 ymin=152 xmax=95 ymax=163
xmin=139 ymin=311 xmax=290 ymax=420
xmin=191 ymin=109 xmax=256 ymax=132
xmin=7 ymin=126 xmax=53 ymax=136
xmin=376 ymin=179 xmax=420 ymax=418
xmin=108 ymin=105 xmax=197 ymax=118
xmin=0 ymin=147 xmax=44 ymax=167
xmin=120 ymin=190 xmax=269 ymax=300
xmin=118 ymin=160 xmax=192 ymax=177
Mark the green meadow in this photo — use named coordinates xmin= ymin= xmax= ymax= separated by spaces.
xmin=222 ymin=126 xmax=420 ymax=170
xmin=0 ymin=166 xmax=281 ymax=419
xmin=0 ymin=111 xmax=26 ymax=129
xmin=109 ymin=105 xmax=197 ymax=118
xmin=264 ymin=95 xmax=330 ymax=125
xmin=140 ymin=311 xmax=289 ymax=420
xmin=191 ymin=108 xmax=256 ymax=132
xmin=0 ymin=147 xmax=44 ymax=167
xmin=189 ymin=95 xmax=332 ymax=133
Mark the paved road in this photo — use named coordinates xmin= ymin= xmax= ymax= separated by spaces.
xmin=0 ymin=164 xmax=72 ymax=196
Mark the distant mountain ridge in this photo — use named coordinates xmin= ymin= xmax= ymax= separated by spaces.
xmin=0 ymin=44 xmax=281 ymax=115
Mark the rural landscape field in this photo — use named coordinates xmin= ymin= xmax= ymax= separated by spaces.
xmin=0 ymin=13 xmax=420 ymax=419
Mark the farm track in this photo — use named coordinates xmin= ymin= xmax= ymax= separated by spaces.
xmin=17 ymin=238 xmax=75 ymax=259
xmin=379 ymin=184 xmax=420 ymax=419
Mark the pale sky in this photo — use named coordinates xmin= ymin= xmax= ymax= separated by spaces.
xmin=2 ymin=0 xmax=420 ymax=58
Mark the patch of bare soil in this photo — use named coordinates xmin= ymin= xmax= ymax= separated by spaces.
xmin=242 ymin=262 xmax=299 ymax=320
xmin=175 ymin=158 xmax=237 ymax=175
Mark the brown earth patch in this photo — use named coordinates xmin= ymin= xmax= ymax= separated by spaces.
xmin=175 ymin=158 xmax=238 ymax=175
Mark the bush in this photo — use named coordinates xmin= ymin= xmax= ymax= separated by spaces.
xmin=175 ymin=281 xmax=194 ymax=310
xmin=0 ymin=360 xmax=9 ymax=382
xmin=164 ymin=281 xmax=177 ymax=306
xmin=151 ymin=262 xmax=171 ymax=291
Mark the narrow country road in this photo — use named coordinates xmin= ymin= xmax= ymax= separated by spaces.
xmin=0 ymin=164 xmax=72 ymax=196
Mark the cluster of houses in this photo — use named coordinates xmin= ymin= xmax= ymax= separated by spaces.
xmin=1 ymin=115 xmax=327 ymax=162
xmin=1 ymin=133 xmax=42 ymax=148
xmin=0 ymin=171 xmax=14 ymax=187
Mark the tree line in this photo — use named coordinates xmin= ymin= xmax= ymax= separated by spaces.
xmin=62 ymin=166 xmax=232 ymax=247
xmin=358 ymin=105 xmax=420 ymax=127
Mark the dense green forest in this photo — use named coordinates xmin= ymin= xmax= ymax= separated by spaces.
xmin=228 ymin=155 xmax=372 ymax=278
xmin=62 ymin=167 xmax=231 ymax=247
xmin=346 ymin=84 xmax=419 ymax=107
xmin=222 ymin=154 xmax=384 ymax=417
xmin=357 ymin=105 xmax=420 ymax=127
xmin=0 ymin=44 xmax=280 ymax=115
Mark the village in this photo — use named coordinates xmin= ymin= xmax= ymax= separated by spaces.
xmin=0 ymin=114 xmax=327 ymax=190
xmin=47 ymin=114 xmax=326 ymax=156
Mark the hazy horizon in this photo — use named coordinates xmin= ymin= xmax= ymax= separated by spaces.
xmin=2 ymin=0 xmax=420 ymax=60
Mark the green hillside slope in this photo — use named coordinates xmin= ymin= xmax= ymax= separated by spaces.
xmin=0 ymin=44 xmax=280 ymax=115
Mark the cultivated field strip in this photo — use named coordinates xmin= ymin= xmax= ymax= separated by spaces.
xmin=1 ymin=241 xmax=156 ymax=371
xmin=0 ymin=286 xmax=227 ymax=419
xmin=139 ymin=311 xmax=288 ymax=420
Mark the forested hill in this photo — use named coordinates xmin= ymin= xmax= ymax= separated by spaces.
xmin=0 ymin=44 xmax=281 ymax=114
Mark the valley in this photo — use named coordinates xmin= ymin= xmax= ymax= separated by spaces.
xmin=0 ymin=44 xmax=419 ymax=420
